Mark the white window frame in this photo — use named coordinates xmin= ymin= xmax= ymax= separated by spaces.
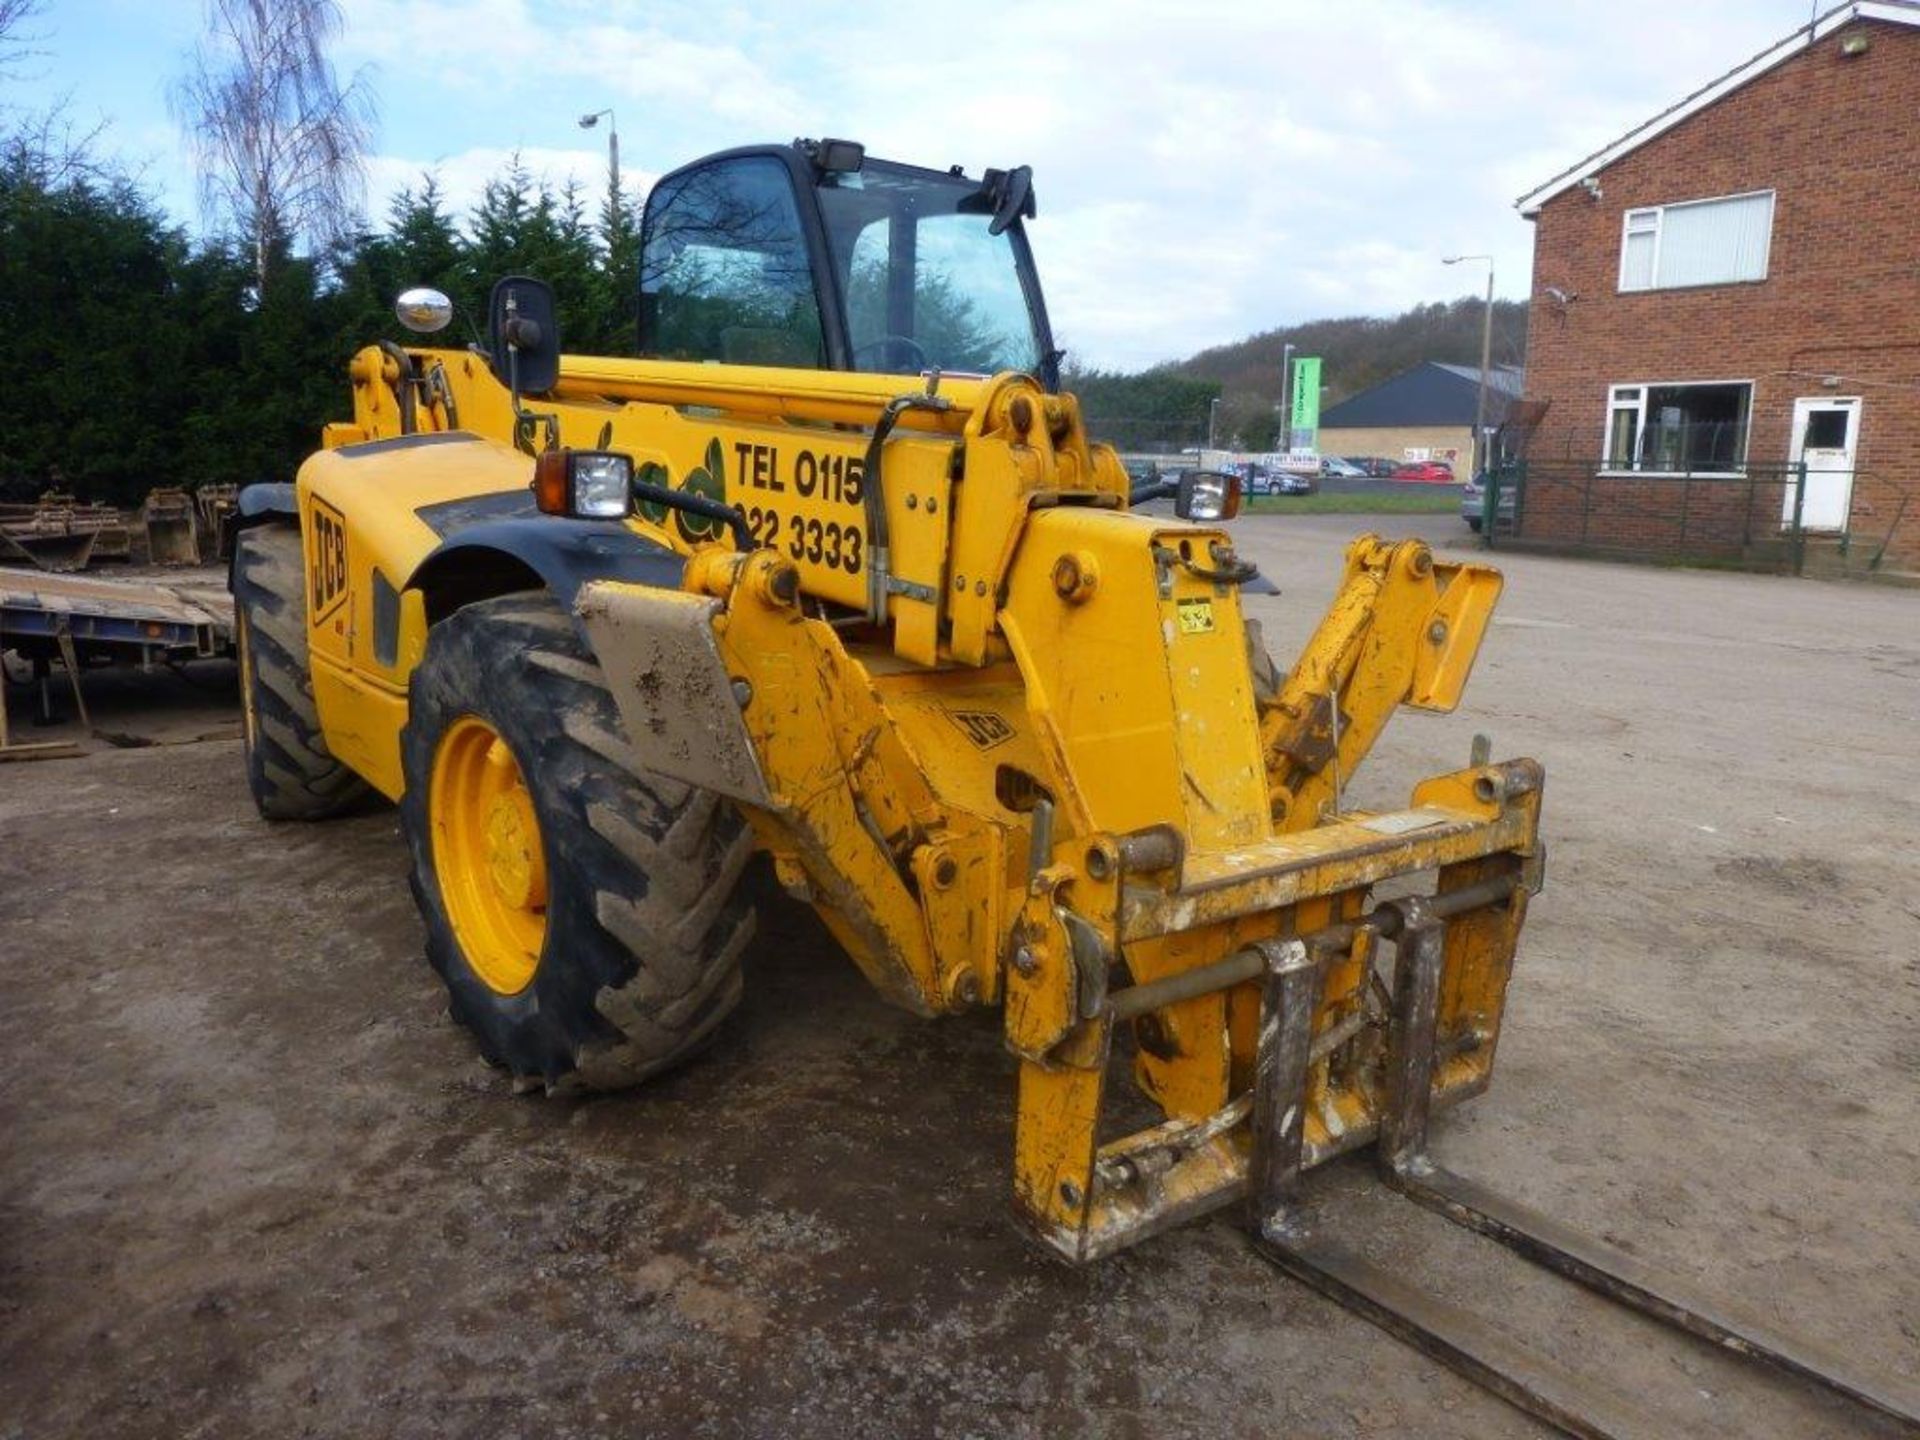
xmin=1616 ymin=189 xmax=1775 ymax=293
xmin=1599 ymin=379 xmax=1755 ymax=475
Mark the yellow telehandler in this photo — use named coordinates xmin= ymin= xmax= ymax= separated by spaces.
xmin=229 ymin=138 xmax=1915 ymax=1436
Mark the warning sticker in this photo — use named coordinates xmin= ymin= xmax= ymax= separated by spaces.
xmin=1176 ymin=597 xmax=1215 ymax=634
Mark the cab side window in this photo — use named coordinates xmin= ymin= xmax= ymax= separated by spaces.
xmin=638 ymin=158 xmax=826 ymax=368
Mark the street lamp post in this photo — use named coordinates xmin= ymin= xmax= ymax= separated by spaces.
xmin=1208 ymin=396 xmax=1221 ymax=452
xmin=1443 ymin=253 xmax=1495 ymax=478
xmin=578 ymin=108 xmax=620 ymax=198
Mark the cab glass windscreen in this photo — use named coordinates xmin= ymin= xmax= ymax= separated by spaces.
xmin=817 ymin=163 xmax=1043 ymax=378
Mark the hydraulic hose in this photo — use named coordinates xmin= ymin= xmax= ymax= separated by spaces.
xmin=377 ymin=341 xmax=419 ymax=434
xmin=861 ymin=378 xmax=953 ymax=622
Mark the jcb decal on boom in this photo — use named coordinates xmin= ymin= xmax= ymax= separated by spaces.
xmin=308 ymin=496 xmax=350 ymax=623
xmin=948 ymin=709 xmax=1015 ymax=750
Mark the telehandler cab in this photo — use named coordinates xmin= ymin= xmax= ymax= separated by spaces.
xmin=230 ymin=138 xmax=1917 ymax=1436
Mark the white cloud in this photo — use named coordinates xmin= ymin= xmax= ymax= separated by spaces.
xmin=27 ymin=0 xmax=1828 ymax=369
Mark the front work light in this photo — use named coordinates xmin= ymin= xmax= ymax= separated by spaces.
xmin=533 ymin=449 xmax=635 ymax=519
xmin=1175 ymin=470 xmax=1242 ymax=523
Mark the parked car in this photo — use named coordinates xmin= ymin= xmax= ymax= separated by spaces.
xmin=1241 ymin=466 xmax=1314 ymax=497
xmin=1390 ymin=460 xmax=1456 ymax=484
xmin=1346 ymin=456 xmax=1397 ymax=477
xmin=1320 ymin=457 xmax=1367 ymax=480
xmin=1460 ymin=471 xmax=1518 ymax=533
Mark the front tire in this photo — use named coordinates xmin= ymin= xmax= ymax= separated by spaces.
xmin=400 ymin=593 xmax=757 ymax=1092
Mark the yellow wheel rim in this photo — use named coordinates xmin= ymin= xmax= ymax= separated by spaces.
xmin=429 ymin=715 xmax=549 ymax=995
xmin=236 ymin=610 xmax=258 ymax=754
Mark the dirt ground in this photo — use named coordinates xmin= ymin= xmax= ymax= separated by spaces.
xmin=1 ymin=517 xmax=1915 ymax=1439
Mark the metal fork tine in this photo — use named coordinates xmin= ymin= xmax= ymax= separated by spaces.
xmin=1366 ymin=900 xmax=1920 ymax=1430
xmin=1256 ymin=1225 xmax=1666 ymax=1440
xmin=1386 ymin=1162 xmax=1920 ymax=1431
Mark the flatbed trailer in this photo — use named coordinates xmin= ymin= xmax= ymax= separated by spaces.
xmin=0 ymin=566 xmax=233 ymax=751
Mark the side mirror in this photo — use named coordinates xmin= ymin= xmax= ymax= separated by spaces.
xmin=1176 ymin=470 xmax=1242 ymax=522
xmin=967 ymin=165 xmax=1037 ymax=237
xmin=487 ymin=275 xmax=561 ymax=395
xmin=393 ymin=287 xmax=453 ymax=334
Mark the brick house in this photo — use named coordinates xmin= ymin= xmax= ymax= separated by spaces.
xmin=1513 ymin=0 xmax=1920 ymax=573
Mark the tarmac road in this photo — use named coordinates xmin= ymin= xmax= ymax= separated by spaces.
xmin=1 ymin=516 xmax=1915 ymax=1438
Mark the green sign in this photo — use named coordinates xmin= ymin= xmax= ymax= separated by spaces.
xmin=1289 ymin=356 xmax=1321 ymax=449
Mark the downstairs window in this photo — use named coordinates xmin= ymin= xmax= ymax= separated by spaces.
xmin=1604 ymin=382 xmax=1752 ymax=473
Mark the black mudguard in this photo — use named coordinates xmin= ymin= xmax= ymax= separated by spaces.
xmin=406 ymin=507 xmax=688 ymax=634
xmin=225 ymin=482 xmax=301 ymax=586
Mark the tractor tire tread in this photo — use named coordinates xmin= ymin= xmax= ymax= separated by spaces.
xmin=400 ymin=592 xmax=754 ymax=1093
xmin=233 ymin=525 xmax=372 ymax=820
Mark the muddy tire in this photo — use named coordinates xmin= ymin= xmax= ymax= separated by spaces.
xmin=232 ymin=525 xmax=372 ymax=820
xmin=399 ymin=592 xmax=756 ymax=1093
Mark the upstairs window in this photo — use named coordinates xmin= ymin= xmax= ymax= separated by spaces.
xmin=1618 ymin=191 xmax=1774 ymax=292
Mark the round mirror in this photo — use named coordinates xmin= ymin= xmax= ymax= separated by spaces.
xmin=394 ymin=287 xmax=453 ymax=334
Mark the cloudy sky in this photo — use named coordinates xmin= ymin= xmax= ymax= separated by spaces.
xmin=13 ymin=0 xmax=1830 ymax=369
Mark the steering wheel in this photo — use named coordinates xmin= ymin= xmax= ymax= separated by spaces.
xmin=853 ymin=334 xmax=929 ymax=372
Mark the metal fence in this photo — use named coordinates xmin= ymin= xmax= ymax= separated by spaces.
xmin=1474 ymin=459 xmax=1906 ymax=576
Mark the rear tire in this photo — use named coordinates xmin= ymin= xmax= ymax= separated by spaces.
xmin=232 ymin=525 xmax=372 ymax=820
xmin=400 ymin=593 xmax=757 ymax=1093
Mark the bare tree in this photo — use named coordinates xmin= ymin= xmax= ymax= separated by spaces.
xmin=0 ymin=0 xmax=44 ymax=75
xmin=0 ymin=0 xmax=111 ymax=186
xmin=173 ymin=0 xmax=374 ymax=292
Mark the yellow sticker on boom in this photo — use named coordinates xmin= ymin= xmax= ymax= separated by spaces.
xmin=1177 ymin=597 xmax=1215 ymax=634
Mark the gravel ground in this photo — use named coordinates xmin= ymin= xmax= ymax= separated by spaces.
xmin=1 ymin=515 xmax=1914 ymax=1439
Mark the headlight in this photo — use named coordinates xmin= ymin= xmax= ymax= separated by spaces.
xmin=570 ymin=452 xmax=634 ymax=517
xmin=1175 ymin=469 xmax=1242 ymax=522
xmin=533 ymin=449 xmax=635 ymax=519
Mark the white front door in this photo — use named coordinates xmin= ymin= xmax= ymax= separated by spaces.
xmin=1784 ymin=396 xmax=1861 ymax=532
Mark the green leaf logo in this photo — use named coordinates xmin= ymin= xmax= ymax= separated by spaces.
xmin=673 ymin=437 xmax=727 ymax=543
xmin=634 ymin=460 xmax=671 ymax=526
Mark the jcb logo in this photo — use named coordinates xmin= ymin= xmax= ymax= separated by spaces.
xmin=948 ymin=709 xmax=1014 ymax=751
xmin=309 ymin=497 xmax=349 ymax=623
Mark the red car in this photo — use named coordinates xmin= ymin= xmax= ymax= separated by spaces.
xmin=1390 ymin=460 xmax=1456 ymax=484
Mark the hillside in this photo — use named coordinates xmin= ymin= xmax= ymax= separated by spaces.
xmin=1070 ymin=296 xmax=1529 ymax=453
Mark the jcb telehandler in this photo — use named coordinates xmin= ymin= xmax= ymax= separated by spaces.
xmin=231 ymin=139 xmax=1916 ymax=1436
